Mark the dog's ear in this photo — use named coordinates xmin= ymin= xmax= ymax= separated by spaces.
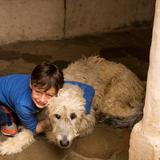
xmin=43 ymin=118 xmax=52 ymax=132
xmin=78 ymin=110 xmax=96 ymax=136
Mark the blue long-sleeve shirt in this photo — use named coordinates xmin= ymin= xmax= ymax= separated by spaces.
xmin=0 ymin=74 xmax=37 ymax=134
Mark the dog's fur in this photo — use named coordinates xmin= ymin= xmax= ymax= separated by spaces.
xmin=0 ymin=56 xmax=145 ymax=155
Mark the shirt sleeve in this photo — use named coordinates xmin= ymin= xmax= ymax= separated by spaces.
xmin=15 ymin=104 xmax=38 ymax=134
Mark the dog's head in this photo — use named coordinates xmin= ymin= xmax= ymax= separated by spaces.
xmin=45 ymin=84 xmax=96 ymax=148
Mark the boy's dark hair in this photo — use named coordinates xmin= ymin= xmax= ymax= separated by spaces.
xmin=31 ymin=61 xmax=64 ymax=92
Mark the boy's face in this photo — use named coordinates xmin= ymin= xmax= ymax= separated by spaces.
xmin=30 ymin=84 xmax=57 ymax=109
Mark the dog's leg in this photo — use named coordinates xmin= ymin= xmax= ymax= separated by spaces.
xmin=0 ymin=128 xmax=35 ymax=155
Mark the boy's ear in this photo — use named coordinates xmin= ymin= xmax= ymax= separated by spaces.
xmin=29 ymin=80 xmax=32 ymax=89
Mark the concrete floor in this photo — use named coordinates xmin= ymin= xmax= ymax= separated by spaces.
xmin=0 ymin=27 xmax=151 ymax=160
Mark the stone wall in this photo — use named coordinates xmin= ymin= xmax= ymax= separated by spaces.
xmin=0 ymin=0 xmax=155 ymax=44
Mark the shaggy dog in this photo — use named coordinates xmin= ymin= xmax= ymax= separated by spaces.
xmin=0 ymin=56 xmax=145 ymax=155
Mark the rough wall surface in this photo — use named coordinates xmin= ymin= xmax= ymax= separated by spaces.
xmin=136 ymin=0 xmax=155 ymax=22
xmin=65 ymin=0 xmax=155 ymax=37
xmin=0 ymin=0 xmax=64 ymax=44
xmin=0 ymin=0 xmax=155 ymax=44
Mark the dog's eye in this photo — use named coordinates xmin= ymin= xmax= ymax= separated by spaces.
xmin=70 ymin=113 xmax=77 ymax=120
xmin=54 ymin=114 xmax=61 ymax=119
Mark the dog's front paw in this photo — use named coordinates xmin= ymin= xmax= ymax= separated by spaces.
xmin=0 ymin=137 xmax=23 ymax=155
xmin=0 ymin=129 xmax=35 ymax=155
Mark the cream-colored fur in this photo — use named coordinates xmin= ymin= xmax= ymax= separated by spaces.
xmin=0 ymin=129 xmax=34 ymax=155
xmin=0 ymin=56 xmax=145 ymax=155
xmin=63 ymin=56 xmax=145 ymax=118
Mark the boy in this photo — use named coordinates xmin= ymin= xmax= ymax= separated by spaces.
xmin=0 ymin=61 xmax=64 ymax=136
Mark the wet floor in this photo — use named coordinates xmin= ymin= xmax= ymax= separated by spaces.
xmin=0 ymin=27 xmax=151 ymax=160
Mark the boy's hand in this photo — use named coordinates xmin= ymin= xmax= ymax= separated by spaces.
xmin=36 ymin=120 xmax=46 ymax=134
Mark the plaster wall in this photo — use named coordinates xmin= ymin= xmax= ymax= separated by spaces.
xmin=65 ymin=0 xmax=155 ymax=37
xmin=0 ymin=0 xmax=155 ymax=44
xmin=0 ymin=0 xmax=64 ymax=44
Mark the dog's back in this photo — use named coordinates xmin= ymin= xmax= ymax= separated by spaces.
xmin=63 ymin=56 xmax=145 ymax=127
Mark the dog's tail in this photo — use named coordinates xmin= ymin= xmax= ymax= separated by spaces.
xmin=103 ymin=111 xmax=143 ymax=128
xmin=105 ymin=82 xmax=146 ymax=128
xmin=0 ymin=128 xmax=35 ymax=155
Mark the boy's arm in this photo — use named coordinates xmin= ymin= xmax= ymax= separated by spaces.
xmin=16 ymin=105 xmax=41 ymax=134
xmin=16 ymin=105 xmax=48 ymax=134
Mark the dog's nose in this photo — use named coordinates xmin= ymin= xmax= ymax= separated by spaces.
xmin=60 ymin=137 xmax=69 ymax=147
